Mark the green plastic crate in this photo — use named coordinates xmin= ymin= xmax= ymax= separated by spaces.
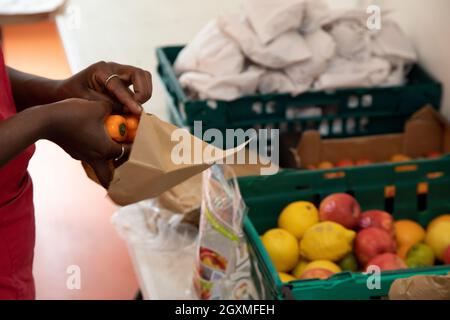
xmin=157 ymin=46 xmax=442 ymax=138
xmin=239 ymin=158 xmax=450 ymax=300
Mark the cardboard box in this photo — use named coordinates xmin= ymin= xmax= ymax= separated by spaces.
xmin=294 ymin=106 xmax=450 ymax=168
xmin=84 ymin=113 xmax=272 ymax=206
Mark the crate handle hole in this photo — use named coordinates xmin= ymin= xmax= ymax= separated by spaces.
xmin=295 ymin=185 xmax=312 ymax=191
xmin=395 ymin=164 xmax=418 ymax=173
xmin=427 ymin=171 xmax=444 ymax=179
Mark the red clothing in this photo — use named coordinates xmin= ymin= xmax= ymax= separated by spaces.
xmin=0 ymin=46 xmax=36 ymax=299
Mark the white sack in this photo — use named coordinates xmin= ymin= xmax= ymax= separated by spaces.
xmin=218 ymin=15 xmax=311 ymax=69
xmin=243 ymin=0 xmax=306 ymax=44
xmin=259 ymin=70 xmax=311 ymax=96
xmin=300 ymin=0 xmax=330 ymax=33
xmin=179 ymin=67 xmax=264 ymax=101
xmin=314 ymin=57 xmax=391 ymax=90
xmin=284 ymin=29 xmax=336 ymax=85
xmin=174 ymin=19 xmax=244 ymax=76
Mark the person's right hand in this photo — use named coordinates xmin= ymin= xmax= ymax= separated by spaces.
xmin=43 ymin=98 xmax=129 ymax=187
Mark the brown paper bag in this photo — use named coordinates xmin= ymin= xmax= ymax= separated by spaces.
xmin=389 ymin=274 xmax=450 ymax=300
xmin=84 ymin=113 xmax=248 ymax=206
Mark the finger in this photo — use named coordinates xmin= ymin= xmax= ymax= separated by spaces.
xmin=105 ymin=141 xmax=131 ymax=162
xmin=91 ymin=160 xmax=114 ymax=188
xmin=130 ymin=69 xmax=152 ymax=104
xmin=105 ymin=76 xmax=143 ymax=115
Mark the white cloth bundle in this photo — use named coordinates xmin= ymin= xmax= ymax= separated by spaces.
xmin=258 ymin=70 xmax=310 ymax=96
xmin=284 ymin=29 xmax=336 ymax=86
xmin=314 ymin=57 xmax=391 ymax=90
xmin=371 ymin=20 xmax=417 ymax=63
xmin=218 ymin=15 xmax=311 ymax=69
xmin=300 ymin=0 xmax=330 ymax=34
xmin=179 ymin=67 xmax=264 ymax=101
xmin=243 ymin=0 xmax=306 ymax=44
xmin=174 ymin=19 xmax=244 ymax=76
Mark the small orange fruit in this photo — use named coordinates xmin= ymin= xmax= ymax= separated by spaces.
xmin=397 ymin=244 xmax=412 ymax=260
xmin=105 ymin=115 xmax=127 ymax=142
xmin=318 ymin=161 xmax=334 ymax=169
xmin=390 ymin=154 xmax=411 ymax=163
xmin=394 ymin=220 xmax=426 ymax=248
xmin=125 ymin=115 xmax=140 ymax=143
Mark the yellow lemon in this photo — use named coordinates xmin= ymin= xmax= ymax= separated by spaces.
xmin=278 ymin=272 xmax=296 ymax=283
xmin=261 ymin=228 xmax=299 ymax=272
xmin=300 ymin=222 xmax=356 ymax=262
xmin=303 ymin=260 xmax=342 ymax=275
xmin=425 ymin=221 xmax=450 ymax=261
xmin=292 ymin=258 xmax=309 ymax=278
xmin=278 ymin=201 xmax=319 ymax=239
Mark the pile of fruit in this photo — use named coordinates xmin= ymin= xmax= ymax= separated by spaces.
xmin=307 ymin=151 xmax=443 ymax=170
xmin=260 ymin=194 xmax=450 ymax=283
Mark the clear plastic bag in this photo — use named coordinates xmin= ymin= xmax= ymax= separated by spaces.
xmin=193 ymin=165 xmax=260 ymax=300
xmin=112 ymin=200 xmax=198 ymax=300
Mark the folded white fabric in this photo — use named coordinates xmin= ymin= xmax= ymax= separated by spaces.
xmin=284 ymin=29 xmax=336 ymax=85
xmin=322 ymin=10 xmax=371 ymax=61
xmin=218 ymin=15 xmax=311 ymax=69
xmin=371 ymin=20 xmax=417 ymax=63
xmin=259 ymin=70 xmax=311 ymax=96
xmin=173 ymin=19 xmax=244 ymax=77
xmin=314 ymin=57 xmax=391 ymax=90
xmin=300 ymin=0 xmax=330 ymax=34
xmin=179 ymin=67 xmax=264 ymax=101
xmin=243 ymin=0 xmax=306 ymax=44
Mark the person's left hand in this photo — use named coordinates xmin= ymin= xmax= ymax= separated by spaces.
xmin=56 ymin=61 xmax=152 ymax=115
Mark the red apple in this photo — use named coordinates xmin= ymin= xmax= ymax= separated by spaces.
xmin=319 ymin=193 xmax=361 ymax=229
xmin=365 ymin=253 xmax=407 ymax=272
xmin=355 ymin=159 xmax=373 ymax=166
xmin=336 ymin=159 xmax=354 ymax=167
xmin=355 ymin=227 xmax=396 ymax=266
xmin=300 ymin=268 xmax=334 ymax=280
xmin=358 ymin=210 xmax=395 ymax=236
xmin=426 ymin=151 xmax=442 ymax=159
xmin=443 ymin=245 xmax=450 ymax=265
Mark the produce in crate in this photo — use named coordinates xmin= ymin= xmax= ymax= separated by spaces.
xmin=405 ymin=243 xmax=435 ymax=268
xmin=300 ymin=268 xmax=334 ymax=280
xmin=259 ymin=190 xmax=450 ymax=283
xmin=366 ymin=253 xmax=407 ymax=272
xmin=425 ymin=221 xmax=450 ymax=261
xmin=358 ymin=210 xmax=395 ymax=236
xmin=261 ymin=228 xmax=299 ymax=272
xmin=299 ymin=221 xmax=355 ymax=261
xmin=354 ymin=227 xmax=396 ymax=266
xmin=278 ymin=201 xmax=319 ymax=239
xmin=319 ymin=193 xmax=361 ymax=229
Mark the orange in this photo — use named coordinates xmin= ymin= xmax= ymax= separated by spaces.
xmin=105 ymin=115 xmax=127 ymax=142
xmin=318 ymin=161 xmax=334 ymax=169
xmin=390 ymin=154 xmax=411 ymax=163
xmin=427 ymin=214 xmax=450 ymax=232
xmin=125 ymin=115 xmax=140 ymax=143
xmin=394 ymin=220 xmax=426 ymax=248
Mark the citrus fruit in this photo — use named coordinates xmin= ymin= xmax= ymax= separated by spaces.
xmin=339 ymin=253 xmax=359 ymax=272
xmin=427 ymin=214 xmax=450 ymax=232
xmin=394 ymin=220 xmax=426 ymax=247
xmin=261 ymin=228 xmax=299 ymax=272
xmin=397 ymin=244 xmax=412 ymax=260
xmin=299 ymin=221 xmax=356 ymax=262
xmin=278 ymin=272 xmax=296 ymax=283
xmin=303 ymin=260 xmax=341 ymax=275
xmin=425 ymin=221 xmax=450 ymax=261
xmin=278 ymin=201 xmax=319 ymax=239
xmin=292 ymin=258 xmax=309 ymax=279
xmin=406 ymin=243 xmax=435 ymax=268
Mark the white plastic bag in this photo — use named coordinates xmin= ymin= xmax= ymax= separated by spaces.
xmin=112 ymin=200 xmax=198 ymax=300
